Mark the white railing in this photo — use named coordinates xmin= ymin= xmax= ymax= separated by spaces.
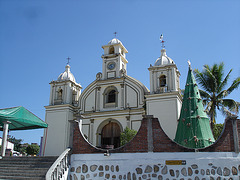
xmin=46 ymin=148 xmax=71 ymax=180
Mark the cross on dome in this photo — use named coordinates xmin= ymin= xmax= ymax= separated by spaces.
xmin=66 ymin=57 xmax=71 ymax=65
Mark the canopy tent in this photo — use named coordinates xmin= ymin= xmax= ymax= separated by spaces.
xmin=0 ymin=106 xmax=47 ymax=130
xmin=0 ymin=106 xmax=48 ymax=156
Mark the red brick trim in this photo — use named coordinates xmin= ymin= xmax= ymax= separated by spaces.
xmin=72 ymin=116 xmax=239 ymax=154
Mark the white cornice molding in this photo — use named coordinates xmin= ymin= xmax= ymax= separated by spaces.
xmin=145 ymin=91 xmax=182 ymax=101
xmin=79 ymin=108 xmax=145 ymax=119
xmin=45 ymin=104 xmax=77 ymax=110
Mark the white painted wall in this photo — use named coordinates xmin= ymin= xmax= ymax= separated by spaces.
xmin=69 ymin=152 xmax=240 ymax=179
xmin=42 ymin=106 xmax=74 ymax=156
xmin=0 ymin=138 xmax=14 ymax=151
xmin=146 ymin=92 xmax=182 ymax=140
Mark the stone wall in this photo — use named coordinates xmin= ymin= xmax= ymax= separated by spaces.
xmin=72 ymin=116 xmax=240 ymax=154
xmin=69 ymin=152 xmax=240 ymax=180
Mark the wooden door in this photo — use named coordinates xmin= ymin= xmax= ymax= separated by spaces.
xmin=101 ymin=122 xmax=120 ymax=149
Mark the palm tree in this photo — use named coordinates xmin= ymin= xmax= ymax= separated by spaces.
xmin=194 ymin=62 xmax=240 ymax=127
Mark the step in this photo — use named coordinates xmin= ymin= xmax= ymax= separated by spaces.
xmin=0 ymin=162 xmax=54 ymax=168
xmin=0 ymin=168 xmax=48 ymax=174
xmin=0 ymin=171 xmax=46 ymax=177
xmin=0 ymin=156 xmax=58 ymax=179
xmin=0 ymin=175 xmax=45 ymax=180
xmin=0 ymin=166 xmax=49 ymax=171
xmin=0 ymin=156 xmax=57 ymax=162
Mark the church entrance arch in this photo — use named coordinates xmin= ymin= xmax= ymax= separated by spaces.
xmin=97 ymin=120 xmax=122 ymax=149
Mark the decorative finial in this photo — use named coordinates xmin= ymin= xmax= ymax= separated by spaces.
xmin=114 ymin=32 xmax=117 ymax=38
xmin=187 ymin=60 xmax=191 ymax=68
xmin=67 ymin=57 xmax=71 ymax=65
xmin=160 ymin=34 xmax=165 ymax=48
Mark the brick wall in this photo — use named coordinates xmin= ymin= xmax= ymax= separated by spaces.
xmin=72 ymin=116 xmax=240 ymax=154
xmin=202 ymin=119 xmax=239 ymax=152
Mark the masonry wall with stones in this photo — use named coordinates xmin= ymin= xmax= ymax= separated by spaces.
xmin=69 ymin=152 xmax=240 ymax=180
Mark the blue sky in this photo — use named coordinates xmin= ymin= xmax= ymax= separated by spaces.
xmin=0 ymin=0 xmax=240 ymax=144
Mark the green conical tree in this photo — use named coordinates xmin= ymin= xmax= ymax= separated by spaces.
xmin=174 ymin=64 xmax=215 ymax=149
xmin=194 ymin=62 xmax=240 ymax=126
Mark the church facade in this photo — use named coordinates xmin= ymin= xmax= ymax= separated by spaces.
xmin=41 ymin=38 xmax=182 ymax=156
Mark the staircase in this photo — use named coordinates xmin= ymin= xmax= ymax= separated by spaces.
xmin=0 ymin=156 xmax=58 ymax=180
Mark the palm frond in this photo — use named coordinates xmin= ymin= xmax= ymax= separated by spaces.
xmin=203 ymin=64 xmax=218 ymax=93
xmin=221 ymin=99 xmax=240 ymax=114
xmin=194 ymin=69 xmax=211 ymax=93
xmin=217 ymin=90 xmax=227 ymax=99
xmin=226 ymin=77 xmax=240 ymax=95
xmin=215 ymin=62 xmax=224 ymax=90
xmin=218 ymin=68 xmax=232 ymax=93
xmin=199 ymin=89 xmax=211 ymax=99
xmin=220 ymin=106 xmax=235 ymax=117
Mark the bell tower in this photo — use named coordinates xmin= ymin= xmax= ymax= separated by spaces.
xmin=42 ymin=62 xmax=82 ymax=156
xmin=49 ymin=64 xmax=82 ymax=106
xmin=148 ymin=48 xmax=180 ymax=94
xmin=145 ymin=36 xmax=182 ymax=140
xmin=101 ymin=38 xmax=128 ymax=80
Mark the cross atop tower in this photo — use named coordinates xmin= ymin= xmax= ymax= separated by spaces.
xmin=66 ymin=57 xmax=71 ymax=65
xmin=160 ymin=34 xmax=165 ymax=48
xmin=114 ymin=32 xmax=117 ymax=38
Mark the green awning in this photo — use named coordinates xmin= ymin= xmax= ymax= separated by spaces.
xmin=0 ymin=106 xmax=48 ymax=131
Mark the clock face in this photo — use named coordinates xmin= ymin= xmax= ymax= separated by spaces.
xmin=107 ymin=62 xmax=116 ymax=70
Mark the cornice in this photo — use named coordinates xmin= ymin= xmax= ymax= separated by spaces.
xmin=145 ymin=91 xmax=182 ymax=100
xmin=77 ymin=108 xmax=145 ymax=119
xmin=45 ymin=104 xmax=78 ymax=110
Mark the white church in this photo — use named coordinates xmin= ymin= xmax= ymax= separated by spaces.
xmin=41 ymin=38 xmax=182 ymax=156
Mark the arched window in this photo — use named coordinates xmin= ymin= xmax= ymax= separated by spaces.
xmin=159 ymin=75 xmax=167 ymax=87
xmin=109 ymin=46 xmax=114 ymax=54
xmin=103 ymin=86 xmax=118 ymax=108
xmin=57 ymin=88 xmax=63 ymax=100
xmin=107 ymin=90 xmax=116 ymax=103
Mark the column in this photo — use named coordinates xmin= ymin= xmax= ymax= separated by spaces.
xmin=63 ymin=83 xmax=67 ymax=103
xmin=96 ymin=87 xmax=101 ymax=111
xmin=152 ymin=71 xmax=155 ymax=93
xmin=49 ymin=84 xmax=53 ymax=105
xmin=154 ymin=71 xmax=157 ymax=93
xmin=52 ymin=85 xmax=56 ymax=105
xmin=167 ymin=68 xmax=170 ymax=91
xmin=1 ymin=121 xmax=11 ymax=157
xmin=120 ymin=84 xmax=124 ymax=109
xmin=231 ymin=116 xmax=239 ymax=153
xmin=66 ymin=83 xmax=71 ymax=104
xmin=172 ymin=68 xmax=177 ymax=91
xmin=90 ymin=119 xmax=94 ymax=144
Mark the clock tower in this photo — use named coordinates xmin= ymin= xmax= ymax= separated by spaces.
xmin=101 ymin=38 xmax=128 ymax=80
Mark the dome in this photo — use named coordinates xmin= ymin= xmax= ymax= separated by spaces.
xmin=154 ymin=49 xmax=175 ymax=66
xmin=57 ymin=65 xmax=76 ymax=82
xmin=108 ymin=38 xmax=122 ymax=45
